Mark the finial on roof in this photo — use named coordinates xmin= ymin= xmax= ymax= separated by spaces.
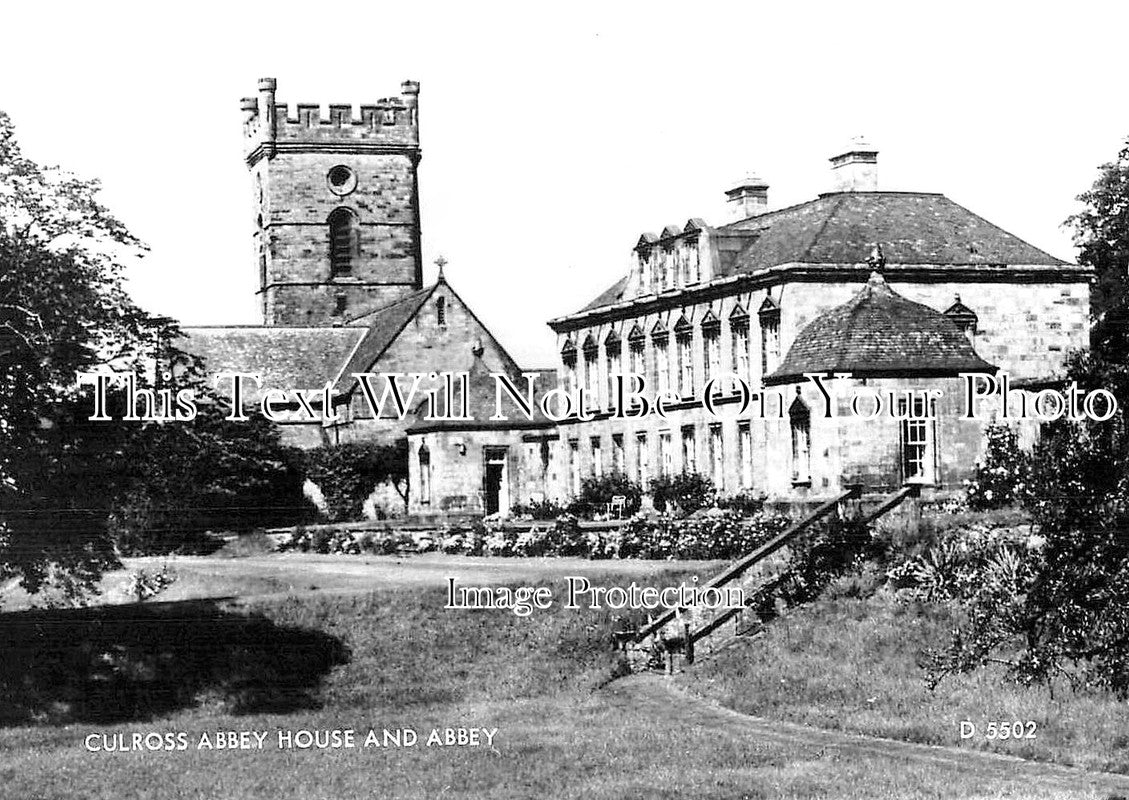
xmin=434 ymin=255 xmax=448 ymax=282
xmin=866 ymin=243 xmax=886 ymax=270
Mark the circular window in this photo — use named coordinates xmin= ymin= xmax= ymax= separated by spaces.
xmin=327 ymin=165 xmax=357 ymax=196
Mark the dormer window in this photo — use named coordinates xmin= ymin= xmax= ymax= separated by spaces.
xmin=944 ymin=295 xmax=978 ymax=344
xmin=682 ymin=239 xmax=700 ymax=285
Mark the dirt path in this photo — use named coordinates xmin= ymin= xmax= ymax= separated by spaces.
xmin=606 ymin=673 xmax=1129 ymax=796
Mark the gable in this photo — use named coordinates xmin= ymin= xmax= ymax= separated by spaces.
xmin=337 ymin=279 xmax=525 ymax=395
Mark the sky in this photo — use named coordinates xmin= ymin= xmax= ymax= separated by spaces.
xmin=1 ymin=1 xmax=1126 ymax=367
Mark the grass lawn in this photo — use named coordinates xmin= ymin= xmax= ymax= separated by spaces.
xmin=0 ymin=554 xmax=1124 ymax=799
xmin=679 ymin=576 xmax=1129 ymax=776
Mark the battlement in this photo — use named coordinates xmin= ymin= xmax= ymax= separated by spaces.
xmin=242 ymin=77 xmax=420 ymax=163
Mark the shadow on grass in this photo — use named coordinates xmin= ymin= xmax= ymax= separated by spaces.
xmin=0 ymin=598 xmax=349 ymax=726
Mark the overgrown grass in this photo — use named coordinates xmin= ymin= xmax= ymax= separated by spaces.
xmin=681 ymin=581 xmax=1129 ymax=775
xmin=0 ymin=563 xmax=1119 ymax=799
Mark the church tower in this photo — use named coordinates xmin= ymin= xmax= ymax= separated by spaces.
xmin=241 ymin=78 xmax=424 ymax=326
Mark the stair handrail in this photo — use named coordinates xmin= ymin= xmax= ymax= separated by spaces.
xmin=685 ymin=483 xmax=921 ymax=648
xmin=633 ymin=486 xmax=861 ymax=643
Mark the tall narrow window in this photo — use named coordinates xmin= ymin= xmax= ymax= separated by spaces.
xmin=636 ymin=431 xmax=650 ymax=488
xmin=681 ymin=425 xmax=697 ymax=474
xmin=659 ymin=431 xmax=673 ymax=477
xmin=568 ymin=439 xmax=580 ymax=495
xmin=731 ymin=306 xmax=750 ymax=384
xmin=759 ymin=297 xmax=781 ymax=378
xmin=334 ymin=293 xmax=348 ymax=316
xmin=675 ymin=317 xmax=693 ymax=398
xmin=436 ymin=296 xmax=447 ymax=327
xmin=561 ymin=340 xmax=578 ymax=398
xmin=790 ymin=398 xmax=811 ymax=483
xmin=418 ymin=443 xmax=431 ymax=506
xmin=612 ymin=433 xmax=625 ymax=474
xmin=605 ymin=331 xmax=621 ymax=410
xmin=652 ymin=323 xmax=670 ymax=396
xmin=709 ymin=423 xmax=724 ymax=491
xmin=628 ymin=325 xmax=646 ymax=384
xmin=900 ymin=396 xmax=937 ymax=483
xmin=328 ymin=207 xmax=359 ymax=277
xmin=590 ymin=436 xmax=603 ymax=477
xmin=738 ymin=421 xmax=753 ymax=489
xmin=582 ymin=335 xmax=599 ymax=410
xmin=702 ymin=313 xmax=721 ymax=387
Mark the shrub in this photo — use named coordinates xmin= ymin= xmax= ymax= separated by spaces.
xmin=509 ymin=498 xmax=569 ymax=520
xmin=125 ymin=564 xmax=177 ymax=602
xmin=578 ymin=473 xmax=643 ymax=517
xmin=715 ymin=490 xmax=767 ymax=517
xmin=965 ymin=424 xmax=1029 ymax=510
xmin=278 ymin=526 xmax=415 ymax=556
xmin=648 ymin=472 xmax=716 ymax=515
xmin=301 ymin=440 xmax=408 ymax=522
xmin=612 ymin=510 xmax=791 ymax=561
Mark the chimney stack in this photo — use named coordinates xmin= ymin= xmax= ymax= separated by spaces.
xmin=829 ymin=137 xmax=878 ymax=192
xmin=725 ymin=173 xmax=770 ymax=221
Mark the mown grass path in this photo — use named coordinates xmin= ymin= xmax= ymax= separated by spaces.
xmin=610 ymin=673 xmax=1129 ymax=796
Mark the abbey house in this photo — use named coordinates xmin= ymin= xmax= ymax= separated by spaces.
xmin=183 ymin=79 xmax=1091 ymax=519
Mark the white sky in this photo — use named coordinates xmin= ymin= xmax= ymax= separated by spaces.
xmin=2 ymin=1 xmax=1126 ymax=367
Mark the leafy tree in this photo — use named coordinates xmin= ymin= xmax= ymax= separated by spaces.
xmin=924 ymin=352 xmax=1129 ymax=696
xmin=302 ymin=440 xmax=409 ymax=521
xmin=1066 ymin=139 xmax=1129 ymax=359
xmin=0 ymin=109 xmax=159 ymax=594
xmin=0 ymin=111 xmax=306 ymax=595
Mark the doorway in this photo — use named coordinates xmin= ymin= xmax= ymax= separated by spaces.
xmin=483 ymin=447 xmax=509 ymax=516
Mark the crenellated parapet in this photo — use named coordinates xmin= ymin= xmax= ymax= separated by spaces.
xmin=242 ymin=77 xmax=420 ymax=165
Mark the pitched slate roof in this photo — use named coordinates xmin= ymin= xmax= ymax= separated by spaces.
xmin=721 ymin=192 xmax=1067 ymax=273
xmin=572 ymin=191 xmax=1069 ymax=316
xmin=764 ymin=271 xmax=997 ymax=385
xmin=181 ymin=326 xmax=367 ymax=402
xmin=334 ymin=283 xmax=438 ymax=391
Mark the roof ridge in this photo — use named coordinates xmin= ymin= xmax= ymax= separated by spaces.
xmin=797 ymin=193 xmax=846 ymax=264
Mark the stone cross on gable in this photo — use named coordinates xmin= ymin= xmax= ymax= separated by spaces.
xmin=434 ymin=255 xmax=448 ymax=280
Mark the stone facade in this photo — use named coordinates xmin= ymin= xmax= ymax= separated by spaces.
xmin=242 ymin=78 xmax=423 ymax=326
xmin=522 ymin=148 xmax=1094 ymax=510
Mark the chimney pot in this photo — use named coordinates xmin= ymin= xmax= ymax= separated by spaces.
xmin=829 ymin=136 xmax=878 ymax=192
xmin=725 ymin=172 xmax=770 ymax=221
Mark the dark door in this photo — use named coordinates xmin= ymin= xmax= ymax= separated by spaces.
xmin=484 ymin=463 xmax=504 ymax=516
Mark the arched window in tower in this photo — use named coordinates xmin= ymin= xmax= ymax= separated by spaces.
xmin=328 ymin=208 xmax=360 ymax=277
xmin=436 ymin=296 xmax=447 ymax=327
xmin=418 ymin=443 xmax=431 ymax=506
xmin=789 ymin=396 xmax=811 ymax=484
